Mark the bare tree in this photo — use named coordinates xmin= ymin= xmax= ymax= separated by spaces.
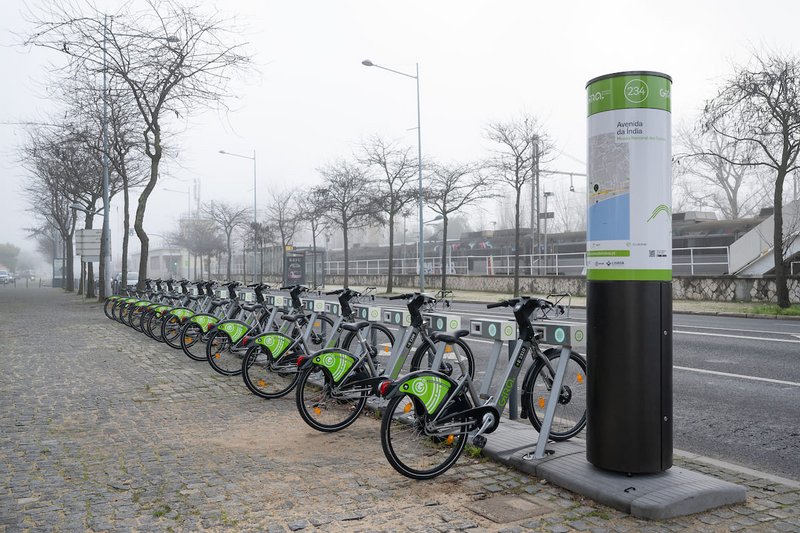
xmin=703 ymin=51 xmax=800 ymax=307
xmin=426 ymin=162 xmax=493 ymax=294
xmin=168 ymin=218 xmax=225 ymax=280
xmin=315 ymin=161 xmax=382 ymax=287
xmin=20 ymin=125 xmax=94 ymax=292
xmin=297 ymin=188 xmax=330 ymax=288
xmin=485 ymin=115 xmax=550 ymax=296
xmin=358 ymin=136 xmax=418 ymax=292
xmin=26 ymin=0 xmax=251 ymax=289
xmin=201 ymin=201 xmax=250 ymax=280
xmin=675 ymin=122 xmax=770 ymax=219
xmin=264 ymin=189 xmax=300 ymax=280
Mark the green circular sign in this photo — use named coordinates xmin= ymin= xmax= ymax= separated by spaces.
xmin=450 ymin=319 xmax=458 ymax=330
xmin=554 ymin=327 xmax=566 ymax=344
xmin=504 ymin=325 xmax=514 ymax=337
xmin=575 ymin=329 xmax=584 ymax=342
xmin=624 ymin=78 xmax=649 ymax=103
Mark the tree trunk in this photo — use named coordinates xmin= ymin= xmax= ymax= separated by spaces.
xmin=65 ymin=234 xmax=75 ymax=292
xmin=135 ymin=146 xmax=162 ymax=290
xmin=387 ymin=210 xmax=395 ymax=293
xmin=440 ymin=217 xmax=448 ymax=294
xmin=226 ymin=231 xmax=232 ymax=280
xmin=78 ymin=261 xmax=85 ymax=295
xmin=311 ymin=230 xmax=318 ymax=288
xmin=343 ymin=222 xmax=349 ymax=288
xmin=98 ymin=223 xmax=107 ymax=301
xmin=513 ymin=187 xmax=522 ymax=297
xmin=85 ymin=211 xmax=96 ymax=299
xmin=242 ymin=245 xmax=246 ymax=283
xmin=122 ymin=177 xmax=130 ymax=288
xmin=773 ymin=169 xmax=789 ymax=307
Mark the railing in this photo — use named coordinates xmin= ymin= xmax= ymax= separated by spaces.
xmin=324 ymin=246 xmax=730 ymax=277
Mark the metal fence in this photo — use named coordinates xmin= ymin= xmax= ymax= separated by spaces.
xmin=324 ymin=246 xmax=731 ymax=277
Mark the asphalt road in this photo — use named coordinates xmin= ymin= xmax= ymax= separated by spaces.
xmin=369 ymin=297 xmax=800 ymax=481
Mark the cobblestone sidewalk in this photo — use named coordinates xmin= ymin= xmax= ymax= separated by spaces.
xmin=0 ymin=287 xmax=798 ymax=532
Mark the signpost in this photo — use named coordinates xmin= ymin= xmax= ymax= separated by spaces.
xmin=75 ymin=229 xmax=103 ymax=263
xmin=585 ymin=71 xmax=673 ymax=474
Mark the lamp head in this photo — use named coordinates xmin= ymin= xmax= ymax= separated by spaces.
xmin=361 ymin=59 xmax=374 ymax=67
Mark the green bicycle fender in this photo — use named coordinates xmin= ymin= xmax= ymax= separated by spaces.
xmin=311 ymin=349 xmax=358 ymax=383
xmin=388 ymin=371 xmax=456 ymax=416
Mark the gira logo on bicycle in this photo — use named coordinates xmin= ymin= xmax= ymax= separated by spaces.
xmin=499 ymin=346 xmax=527 ymax=408
xmin=400 ymin=375 xmax=451 ymax=414
xmin=217 ymin=322 xmax=248 ymax=343
xmin=405 ymin=331 xmax=418 ymax=350
xmin=313 ymin=351 xmax=355 ymax=382
xmin=255 ymin=333 xmax=292 ymax=359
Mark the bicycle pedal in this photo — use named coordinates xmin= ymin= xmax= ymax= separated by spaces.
xmin=471 ymin=435 xmax=487 ymax=449
xmin=479 ymin=393 xmax=490 ymax=400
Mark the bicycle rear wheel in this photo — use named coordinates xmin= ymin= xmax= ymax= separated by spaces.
xmin=206 ymin=330 xmax=245 ymax=376
xmin=380 ymin=393 xmax=466 ymax=480
xmin=523 ymin=349 xmax=587 ymax=441
xmin=295 ymin=366 xmax=367 ymax=432
xmin=162 ymin=315 xmax=184 ymax=349
xmin=180 ymin=322 xmax=208 ymax=362
xmin=241 ymin=345 xmax=299 ymax=399
xmin=103 ymin=298 xmax=115 ymax=320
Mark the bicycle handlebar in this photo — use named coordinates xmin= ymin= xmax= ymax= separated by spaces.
xmin=388 ymin=293 xmax=413 ymax=300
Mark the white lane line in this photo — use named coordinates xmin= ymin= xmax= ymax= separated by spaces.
xmin=675 ymin=330 xmax=800 ymax=344
xmin=675 ymin=324 xmax=800 ymax=336
xmin=674 ymin=365 xmax=800 ymax=387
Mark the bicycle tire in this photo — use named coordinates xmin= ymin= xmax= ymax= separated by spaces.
xmin=206 ymin=329 xmax=246 ymax=376
xmin=161 ymin=315 xmax=184 ymax=349
xmin=112 ymin=300 xmax=127 ymax=323
xmin=522 ymin=348 xmax=587 ymax=441
xmin=380 ymin=393 xmax=467 ymax=480
xmin=140 ymin=309 xmax=155 ymax=338
xmin=295 ymin=365 xmax=367 ymax=432
xmin=241 ymin=344 xmax=300 ymax=399
xmin=297 ymin=314 xmax=336 ymax=349
xmin=128 ymin=305 xmax=145 ymax=332
xmin=103 ymin=298 xmax=115 ymax=320
xmin=180 ymin=322 xmax=208 ymax=362
xmin=409 ymin=338 xmax=475 ymax=380
xmin=147 ymin=311 xmax=166 ymax=342
xmin=341 ymin=323 xmax=396 ymax=373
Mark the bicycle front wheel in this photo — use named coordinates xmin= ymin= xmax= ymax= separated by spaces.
xmin=410 ymin=338 xmax=475 ymax=380
xmin=341 ymin=323 xmax=396 ymax=373
xmin=295 ymin=366 xmax=366 ymax=432
xmin=180 ymin=322 xmax=208 ymax=362
xmin=241 ymin=345 xmax=299 ymax=399
xmin=381 ymin=393 xmax=467 ymax=480
xmin=523 ymin=349 xmax=587 ymax=441
xmin=206 ymin=330 xmax=245 ymax=376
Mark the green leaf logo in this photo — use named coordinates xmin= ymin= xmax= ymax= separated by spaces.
xmin=647 ymin=204 xmax=671 ymax=222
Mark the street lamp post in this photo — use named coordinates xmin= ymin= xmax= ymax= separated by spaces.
xmin=362 ymin=59 xmax=426 ymax=292
xmin=100 ymin=14 xmax=112 ymax=299
xmin=163 ymin=187 xmax=191 ymax=217
xmin=219 ymin=149 xmax=258 ymax=282
xmin=543 ymin=191 xmax=554 ymax=274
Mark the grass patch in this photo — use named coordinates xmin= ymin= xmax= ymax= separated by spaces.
xmin=153 ymin=504 xmax=171 ymax=518
xmin=464 ymin=444 xmax=484 ymax=459
xmin=751 ymin=304 xmax=800 ymax=316
xmin=584 ymin=509 xmax=611 ymax=520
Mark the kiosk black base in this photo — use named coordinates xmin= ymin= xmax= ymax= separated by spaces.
xmin=586 ymin=280 xmax=672 ymax=474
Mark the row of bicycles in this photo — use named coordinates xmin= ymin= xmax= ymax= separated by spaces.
xmin=104 ymin=279 xmax=587 ymax=479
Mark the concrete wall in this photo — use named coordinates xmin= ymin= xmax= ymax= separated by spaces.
xmin=324 ymin=274 xmax=800 ymax=304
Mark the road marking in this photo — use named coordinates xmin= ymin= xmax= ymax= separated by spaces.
xmin=676 ymin=323 xmax=800 ymax=336
xmin=674 ymin=365 xmax=800 ymax=387
xmin=675 ymin=330 xmax=800 ymax=344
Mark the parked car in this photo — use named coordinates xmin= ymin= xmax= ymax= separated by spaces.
xmin=0 ymin=271 xmax=10 ymax=284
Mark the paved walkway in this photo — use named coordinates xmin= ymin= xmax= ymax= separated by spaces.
xmin=1 ymin=287 xmax=798 ymax=532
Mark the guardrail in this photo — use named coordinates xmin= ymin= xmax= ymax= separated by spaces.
xmin=324 ymin=246 xmax=730 ymax=277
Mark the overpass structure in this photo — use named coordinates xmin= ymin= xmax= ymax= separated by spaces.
xmin=729 ymin=200 xmax=800 ymax=276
